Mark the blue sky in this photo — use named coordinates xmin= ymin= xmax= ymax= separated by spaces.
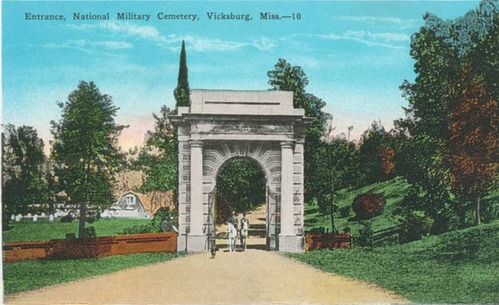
xmin=2 ymin=1 xmax=480 ymax=150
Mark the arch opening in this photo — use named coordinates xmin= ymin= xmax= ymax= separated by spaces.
xmin=213 ymin=157 xmax=269 ymax=251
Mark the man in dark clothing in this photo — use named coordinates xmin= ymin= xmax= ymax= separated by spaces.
xmin=161 ymin=216 xmax=178 ymax=233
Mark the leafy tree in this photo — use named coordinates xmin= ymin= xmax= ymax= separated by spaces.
xmin=267 ymin=59 xmax=332 ymax=203
xmin=137 ymin=106 xmax=177 ymax=193
xmin=358 ymin=121 xmax=395 ymax=184
xmin=173 ymin=40 xmax=190 ymax=107
xmin=314 ymin=138 xmax=361 ymax=219
xmin=447 ymin=66 xmax=498 ymax=225
xmin=398 ymin=1 xmax=499 ymax=231
xmin=51 ymin=81 xmax=125 ymax=239
xmin=2 ymin=125 xmax=50 ymax=229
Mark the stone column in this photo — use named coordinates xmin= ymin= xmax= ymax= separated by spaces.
xmin=295 ymin=139 xmax=305 ymax=236
xmin=188 ymin=139 xmax=206 ymax=251
xmin=279 ymin=141 xmax=301 ymax=252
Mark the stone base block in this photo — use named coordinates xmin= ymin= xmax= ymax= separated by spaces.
xmin=278 ymin=235 xmax=304 ymax=252
xmin=187 ymin=234 xmax=207 ymax=252
xmin=177 ymin=234 xmax=188 ymax=253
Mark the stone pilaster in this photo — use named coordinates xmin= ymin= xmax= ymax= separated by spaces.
xmin=187 ymin=140 xmax=206 ymax=251
xmin=279 ymin=141 xmax=294 ymax=235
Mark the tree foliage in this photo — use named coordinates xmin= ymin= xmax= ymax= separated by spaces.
xmin=267 ymin=59 xmax=332 ymax=203
xmin=51 ymin=81 xmax=125 ymax=238
xmin=314 ymin=138 xmax=361 ymax=215
xmin=447 ymin=66 xmax=498 ymax=225
xmin=216 ymin=158 xmax=266 ymax=224
xmin=173 ymin=40 xmax=190 ymax=107
xmin=398 ymin=0 xmax=499 ymax=229
xmin=2 ymin=125 xmax=50 ymax=229
xmin=358 ymin=121 xmax=396 ymax=184
xmin=137 ymin=106 xmax=178 ymax=198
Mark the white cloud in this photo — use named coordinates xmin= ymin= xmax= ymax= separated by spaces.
xmin=67 ymin=22 xmax=164 ymax=42
xmin=177 ymin=35 xmax=247 ymax=52
xmin=40 ymin=39 xmax=133 ymax=51
xmin=93 ymin=41 xmax=133 ymax=49
xmin=368 ymin=32 xmax=410 ymax=42
xmin=67 ymin=21 xmax=276 ymax=52
xmin=252 ymin=37 xmax=275 ymax=50
xmin=317 ymin=30 xmax=408 ymax=50
xmin=336 ymin=16 xmax=419 ymax=28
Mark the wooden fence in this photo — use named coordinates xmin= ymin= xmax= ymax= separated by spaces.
xmin=3 ymin=232 xmax=177 ymax=263
xmin=305 ymin=233 xmax=352 ymax=251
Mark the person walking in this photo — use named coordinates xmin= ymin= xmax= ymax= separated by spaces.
xmin=229 ymin=211 xmax=238 ymax=231
xmin=227 ymin=222 xmax=237 ymax=252
xmin=240 ymin=213 xmax=249 ymax=251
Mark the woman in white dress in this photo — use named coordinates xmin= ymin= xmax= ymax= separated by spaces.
xmin=227 ymin=222 xmax=237 ymax=252
xmin=240 ymin=217 xmax=248 ymax=251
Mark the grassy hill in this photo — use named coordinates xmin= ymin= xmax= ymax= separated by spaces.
xmin=305 ymin=177 xmax=411 ymax=235
xmin=300 ymin=177 xmax=499 ymax=303
xmin=290 ymin=220 xmax=499 ymax=303
xmin=305 ymin=176 xmax=499 ymax=239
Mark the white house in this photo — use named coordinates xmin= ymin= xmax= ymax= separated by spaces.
xmin=100 ymin=192 xmax=152 ymax=219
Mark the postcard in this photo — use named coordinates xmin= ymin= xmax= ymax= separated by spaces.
xmin=2 ymin=1 xmax=497 ymax=304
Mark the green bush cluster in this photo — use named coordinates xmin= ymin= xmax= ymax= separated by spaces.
xmin=355 ymin=221 xmax=373 ymax=248
xmin=120 ymin=207 xmax=175 ymax=235
xmin=339 ymin=206 xmax=351 ymax=218
xmin=306 ymin=227 xmax=326 ymax=234
xmin=60 ymin=214 xmax=74 ymax=223
xmin=399 ymin=211 xmax=434 ymax=243
xmin=84 ymin=226 xmax=97 ymax=238
xmin=120 ymin=224 xmax=157 ymax=235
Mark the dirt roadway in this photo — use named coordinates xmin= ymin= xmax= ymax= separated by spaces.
xmin=6 ymin=206 xmax=408 ymax=305
xmin=6 ymin=249 xmax=408 ymax=305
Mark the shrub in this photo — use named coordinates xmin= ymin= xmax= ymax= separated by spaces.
xmin=60 ymin=214 xmax=74 ymax=223
xmin=120 ymin=224 xmax=157 ymax=235
xmin=399 ymin=211 xmax=434 ymax=243
xmin=84 ymin=226 xmax=97 ymax=238
xmin=355 ymin=221 xmax=373 ymax=248
xmin=307 ymin=227 xmax=326 ymax=234
xmin=352 ymin=192 xmax=386 ymax=220
xmin=151 ymin=207 xmax=175 ymax=231
xmin=481 ymin=199 xmax=499 ymax=224
xmin=339 ymin=206 xmax=351 ymax=218
xmin=86 ymin=211 xmax=100 ymax=224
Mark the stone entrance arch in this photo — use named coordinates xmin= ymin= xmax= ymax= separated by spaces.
xmin=172 ymin=90 xmax=311 ymax=252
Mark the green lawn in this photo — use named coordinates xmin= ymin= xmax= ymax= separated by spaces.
xmin=3 ymin=252 xmax=182 ymax=295
xmin=3 ymin=218 xmax=150 ymax=243
xmin=290 ymin=221 xmax=499 ymax=304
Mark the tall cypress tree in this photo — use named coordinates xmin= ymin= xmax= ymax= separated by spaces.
xmin=174 ymin=40 xmax=190 ymax=107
